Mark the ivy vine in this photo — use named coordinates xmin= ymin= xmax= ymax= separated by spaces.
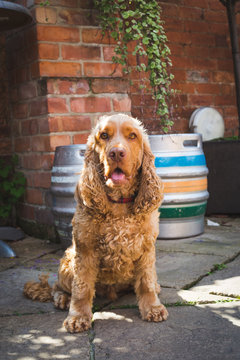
xmin=94 ymin=0 xmax=175 ymax=132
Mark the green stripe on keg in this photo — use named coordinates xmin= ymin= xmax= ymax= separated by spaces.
xmin=159 ymin=202 xmax=207 ymax=219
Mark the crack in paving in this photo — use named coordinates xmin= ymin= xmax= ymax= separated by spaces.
xmin=88 ymin=326 xmax=96 ymax=360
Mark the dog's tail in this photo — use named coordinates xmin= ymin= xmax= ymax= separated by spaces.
xmin=23 ymin=274 xmax=53 ymax=302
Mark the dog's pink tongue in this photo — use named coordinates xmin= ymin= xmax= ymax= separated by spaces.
xmin=111 ymin=171 xmax=125 ymax=182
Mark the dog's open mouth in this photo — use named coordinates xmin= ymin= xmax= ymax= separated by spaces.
xmin=111 ymin=168 xmax=126 ymax=183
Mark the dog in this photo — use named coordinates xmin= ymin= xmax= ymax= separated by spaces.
xmin=24 ymin=113 xmax=168 ymax=333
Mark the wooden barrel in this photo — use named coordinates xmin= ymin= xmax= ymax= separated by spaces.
xmin=149 ymin=134 xmax=209 ymax=239
xmin=51 ymin=145 xmax=86 ymax=248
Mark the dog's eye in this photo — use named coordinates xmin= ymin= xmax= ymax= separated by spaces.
xmin=100 ymin=132 xmax=109 ymax=140
xmin=129 ymin=132 xmax=137 ymax=140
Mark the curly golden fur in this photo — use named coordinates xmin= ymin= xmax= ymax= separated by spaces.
xmin=24 ymin=114 xmax=168 ymax=333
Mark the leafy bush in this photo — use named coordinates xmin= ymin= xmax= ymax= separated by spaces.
xmin=0 ymin=155 xmax=26 ymax=221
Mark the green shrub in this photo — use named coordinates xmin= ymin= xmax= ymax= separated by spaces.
xmin=0 ymin=155 xmax=26 ymax=221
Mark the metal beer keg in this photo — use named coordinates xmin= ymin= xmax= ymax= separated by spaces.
xmin=51 ymin=145 xmax=86 ymax=248
xmin=149 ymin=134 xmax=209 ymax=239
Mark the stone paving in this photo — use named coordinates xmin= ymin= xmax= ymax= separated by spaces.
xmin=0 ymin=217 xmax=239 ymax=360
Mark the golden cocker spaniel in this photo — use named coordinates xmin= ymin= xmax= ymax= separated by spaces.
xmin=24 ymin=113 xmax=168 ymax=333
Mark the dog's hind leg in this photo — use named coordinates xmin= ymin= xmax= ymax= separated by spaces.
xmin=52 ymin=246 xmax=74 ymax=310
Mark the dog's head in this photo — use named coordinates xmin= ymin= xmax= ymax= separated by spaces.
xmin=77 ymin=114 xmax=163 ymax=214
xmin=92 ymin=114 xmax=146 ymax=188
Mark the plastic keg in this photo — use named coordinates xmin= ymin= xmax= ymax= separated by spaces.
xmin=51 ymin=145 xmax=86 ymax=248
xmin=149 ymin=134 xmax=209 ymax=239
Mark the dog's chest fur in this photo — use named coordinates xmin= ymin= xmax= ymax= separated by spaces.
xmin=95 ymin=213 xmax=156 ymax=284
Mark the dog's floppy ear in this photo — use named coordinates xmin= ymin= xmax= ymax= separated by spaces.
xmin=133 ymin=138 xmax=164 ymax=214
xmin=75 ymin=132 xmax=108 ymax=214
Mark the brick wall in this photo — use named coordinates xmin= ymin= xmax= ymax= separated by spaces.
xmin=131 ymin=0 xmax=239 ymax=135
xmin=0 ymin=35 xmax=11 ymax=156
xmin=4 ymin=0 xmax=131 ymax=239
xmin=1 ymin=0 xmax=239 ymax=239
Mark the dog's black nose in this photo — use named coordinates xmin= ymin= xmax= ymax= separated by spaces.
xmin=108 ymin=147 xmax=126 ymax=162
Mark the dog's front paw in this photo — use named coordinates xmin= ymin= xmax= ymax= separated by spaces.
xmin=53 ymin=291 xmax=70 ymax=310
xmin=145 ymin=304 xmax=168 ymax=322
xmin=63 ymin=315 xmax=92 ymax=333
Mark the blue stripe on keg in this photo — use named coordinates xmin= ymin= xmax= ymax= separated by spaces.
xmin=155 ymin=154 xmax=206 ymax=167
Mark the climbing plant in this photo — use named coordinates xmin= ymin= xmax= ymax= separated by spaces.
xmin=94 ymin=0 xmax=175 ymax=132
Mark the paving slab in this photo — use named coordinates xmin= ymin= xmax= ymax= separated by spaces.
xmin=156 ymin=227 xmax=240 ymax=257
xmin=191 ymin=255 xmax=240 ymax=298
xmin=104 ymin=287 xmax=234 ymax=310
xmin=0 ymin=237 xmax=61 ymax=271
xmin=0 ymin=268 xmax=58 ymax=316
xmin=155 ymin=252 xmax=224 ymax=289
xmin=0 ymin=312 xmax=90 ymax=360
xmin=92 ymin=303 xmax=240 ymax=360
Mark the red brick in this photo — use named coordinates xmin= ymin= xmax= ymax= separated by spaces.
xmin=39 ymin=61 xmax=82 ymax=77
xmin=184 ymin=20 xmax=208 ymax=33
xmin=84 ymin=62 xmax=122 ymax=77
xmin=172 ymin=69 xmax=187 ymax=82
xmin=17 ymin=203 xmax=35 ymax=221
xmin=58 ymin=9 xmax=97 ymax=26
xmin=50 ymin=135 xmax=71 ymax=150
xmin=166 ymin=31 xmax=192 ymax=45
xmin=48 ymin=115 xmax=91 ymax=132
xmin=38 ymin=117 xmax=50 ymax=134
xmin=62 ymin=44 xmax=100 ymax=60
xmin=14 ymin=137 xmax=31 ymax=153
xmin=204 ymin=10 xmax=227 ymax=23
xmin=190 ymin=33 xmax=215 ymax=47
xmin=188 ymin=94 xmax=214 ymax=106
xmin=215 ymin=95 xmax=236 ymax=106
xmin=26 ymin=188 xmax=43 ymax=205
xmin=37 ymin=25 xmax=80 ymax=42
xmin=16 ymin=67 xmax=27 ymax=84
xmin=190 ymin=58 xmax=217 ymax=71
xmin=209 ymin=1 xmax=225 ymax=10
xmin=179 ymin=6 xmax=203 ymax=20
xmin=38 ymin=43 xmax=59 ymax=60
xmin=0 ymin=139 xmax=12 ymax=156
xmin=35 ymin=7 xmax=57 ymax=24
xmin=171 ymin=56 xmax=191 ymax=70
xmin=113 ymin=97 xmax=131 ymax=112
xmin=13 ymin=103 xmax=28 ymax=119
xmin=103 ymin=46 xmax=115 ymax=61
xmin=92 ymin=79 xmax=128 ymax=94
xmin=183 ymin=0 xmax=208 ymax=8
xmin=70 ymin=97 xmax=111 ymax=113
xmin=82 ymin=28 xmax=116 ymax=44
xmin=21 ymin=119 xmax=39 ymax=136
xmin=217 ymin=59 xmax=233 ymax=72
xmin=12 ymin=121 xmax=20 ymax=137
xmin=73 ymin=133 xmax=90 ymax=144
xmin=31 ymin=135 xmax=51 ymax=152
xmin=31 ymin=62 xmax=40 ymax=79
xmin=19 ymin=82 xmax=37 ymax=100
xmin=22 ymin=154 xmax=53 ymax=170
xmin=213 ymin=71 xmax=234 ymax=83
xmin=221 ymin=84 xmax=234 ymax=96
xmin=47 ymin=97 xmax=68 ymax=113
xmin=35 ymin=0 xmax=78 ymax=7
xmin=58 ymin=79 xmax=89 ymax=94
xmin=186 ymin=70 xmax=211 ymax=83
xmin=78 ymin=0 xmax=94 ymax=9
xmin=29 ymin=98 xmax=48 ymax=117
xmin=164 ymin=17 xmax=184 ymax=32
xmin=174 ymin=83 xmax=196 ymax=94
xmin=196 ymin=83 xmax=221 ymax=95
xmin=33 ymin=172 xmax=51 ymax=189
